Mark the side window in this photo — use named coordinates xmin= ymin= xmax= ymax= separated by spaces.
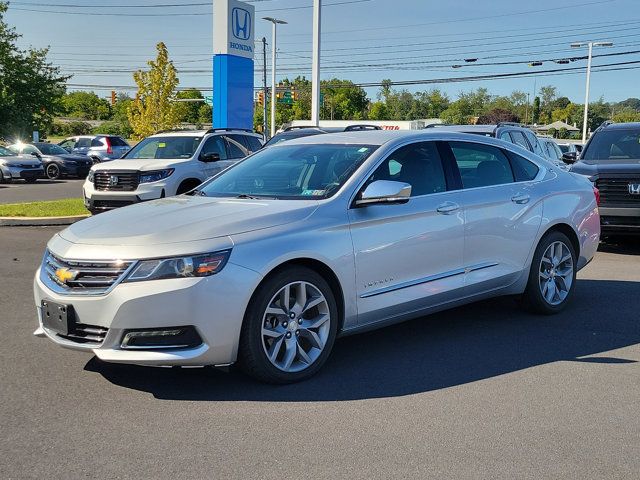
xmin=200 ymin=136 xmax=228 ymax=160
xmin=245 ymin=136 xmax=263 ymax=152
xmin=224 ymin=136 xmax=248 ymax=159
xmin=449 ymin=141 xmax=515 ymax=188
xmin=367 ymin=142 xmax=447 ymax=197
xmin=506 ymin=151 xmax=539 ymax=181
xmin=60 ymin=139 xmax=74 ymax=150
xmin=90 ymin=138 xmax=102 ymax=147
xmin=524 ymin=130 xmax=545 ymax=157
xmin=499 ymin=131 xmax=512 ymax=143
xmin=509 ymin=131 xmax=531 ymax=151
xmin=76 ymin=138 xmax=91 ymax=148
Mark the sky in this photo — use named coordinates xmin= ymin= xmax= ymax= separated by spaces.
xmin=5 ymin=0 xmax=640 ymax=104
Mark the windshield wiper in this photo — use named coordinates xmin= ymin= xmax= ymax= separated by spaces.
xmin=188 ymin=189 xmax=207 ymax=196
xmin=235 ymin=194 xmax=261 ymax=199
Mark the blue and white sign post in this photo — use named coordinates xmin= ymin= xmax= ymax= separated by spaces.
xmin=213 ymin=0 xmax=255 ymax=130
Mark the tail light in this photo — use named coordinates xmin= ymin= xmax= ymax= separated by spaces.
xmin=104 ymin=137 xmax=113 ymax=155
xmin=593 ymin=186 xmax=600 ymax=206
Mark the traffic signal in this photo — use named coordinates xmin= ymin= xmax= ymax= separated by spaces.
xmin=256 ymin=91 xmax=264 ymax=106
xmin=110 ymin=90 xmax=116 ymax=105
xmin=291 ymin=86 xmax=298 ymax=101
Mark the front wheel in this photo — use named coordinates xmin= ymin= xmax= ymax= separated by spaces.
xmin=238 ymin=266 xmax=338 ymax=383
xmin=522 ymin=231 xmax=577 ymax=314
xmin=46 ymin=163 xmax=61 ymax=180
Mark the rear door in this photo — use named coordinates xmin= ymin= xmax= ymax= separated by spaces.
xmin=349 ymin=141 xmax=466 ymax=326
xmin=74 ymin=137 xmax=91 ymax=155
xmin=443 ymin=140 xmax=543 ymax=293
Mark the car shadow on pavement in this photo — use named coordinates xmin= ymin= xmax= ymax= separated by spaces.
xmin=599 ymin=238 xmax=640 ymax=256
xmin=85 ymin=278 xmax=640 ymax=402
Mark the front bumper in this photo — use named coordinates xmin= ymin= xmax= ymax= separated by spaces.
xmin=62 ymin=163 xmax=91 ymax=178
xmin=33 ymin=262 xmax=262 ymax=366
xmin=599 ymin=206 xmax=640 ymax=234
xmin=83 ymin=180 xmax=169 ymax=211
xmin=4 ymin=166 xmax=44 ymax=180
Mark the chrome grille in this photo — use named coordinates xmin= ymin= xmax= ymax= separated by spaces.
xmin=41 ymin=251 xmax=134 ymax=295
xmin=58 ymin=324 xmax=109 ymax=345
xmin=596 ymin=176 xmax=640 ymax=206
xmin=94 ymin=170 xmax=139 ymax=191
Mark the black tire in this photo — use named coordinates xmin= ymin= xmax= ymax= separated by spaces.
xmin=0 ymin=170 xmax=4 ymax=183
xmin=521 ymin=231 xmax=577 ymax=315
xmin=46 ymin=163 xmax=61 ymax=180
xmin=238 ymin=266 xmax=339 ymax=384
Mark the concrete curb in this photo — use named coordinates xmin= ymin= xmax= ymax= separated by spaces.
xmin=0 ymin=215 xmax=89 ymax=226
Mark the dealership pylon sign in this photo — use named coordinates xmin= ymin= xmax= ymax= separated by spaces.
xmin=212 ymin=0 xmax=255 ymax=129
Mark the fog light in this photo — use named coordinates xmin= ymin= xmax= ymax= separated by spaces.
xmin=120 ymin=326 xmax=202 ymax=350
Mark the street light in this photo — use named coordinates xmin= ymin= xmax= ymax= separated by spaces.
xmin=263 ymin=17 xmax=287 ymax=137
xmin=311 ymin=0 xmax=322 ymax=126
xmin=571 ymin=41 xmax=613 ymax=143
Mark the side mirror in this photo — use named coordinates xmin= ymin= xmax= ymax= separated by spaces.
xmin=562 ymin=151 xmax=577 ymax=164
xmin=199 ymin=152 xmax=220 ymax=163
xmin=31 ymin=152 xmax=41 ymax=158
xmin=355 ymin=180 xmax=412 ymax=207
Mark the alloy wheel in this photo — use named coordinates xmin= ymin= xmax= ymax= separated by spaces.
xmin=538 ymin=241 xmax=574 ymax=306
xmin=261 ymin=281 xmax=331 ymax=373
xmin=46 ymin=164 xmax=60 ymax=179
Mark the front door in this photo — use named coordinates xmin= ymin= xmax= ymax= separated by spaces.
xmin=349 ymin=141 xmax=465 ymax=326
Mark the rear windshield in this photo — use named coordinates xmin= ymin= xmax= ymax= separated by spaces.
xmin=124 ymin=136 xmax=202 ymax=160
xmin=582 ymin=128 xmax=640 ymax=160
xmin=263 ymin=130 xmax=326 ymax=147
xmin=558 ymin=144 xmax=569 ymax=153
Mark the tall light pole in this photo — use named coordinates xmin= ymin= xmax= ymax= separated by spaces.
xmin=571 ymin=41 xmax=613 ymax=143
xmin=311 ymin=0 xmax=322 ymax=126
xmin=261 ymin=37 xmax=268 ymax=141
xmin=263 ymin=17 xmax=287 ymax=137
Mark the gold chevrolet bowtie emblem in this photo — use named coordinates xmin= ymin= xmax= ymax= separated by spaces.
xmin=55 ymin=267 xmax=78 ymax=284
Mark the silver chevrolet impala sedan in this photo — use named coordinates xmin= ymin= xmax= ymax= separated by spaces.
xmin=33 ymin=131 xmax=600 ymax=383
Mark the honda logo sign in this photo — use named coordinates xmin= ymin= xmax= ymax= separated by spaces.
xmin=213 ymin=0 xmax=255 ymax=60
xmin=232 ymin=7 xmax=251 ymax=41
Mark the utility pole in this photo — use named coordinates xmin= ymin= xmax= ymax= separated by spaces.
xmin=311 ymin=0 xmax=322 ymax=126
xmin=262 ymin=37 xmax=268 ymax=141
xmin=263 ymin=17 xmax=287 ymax=137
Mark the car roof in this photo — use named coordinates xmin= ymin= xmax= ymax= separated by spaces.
xmin=602 ymin=122 xmax=640 ymax=129
xmin=427 ymin=124 xmax=496 ymax=134
xmin=148 ymin=129 xmax=261 ymax=138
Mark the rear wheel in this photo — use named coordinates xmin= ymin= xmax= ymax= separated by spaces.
xmin=238 ymin=266 xmax=338 ymax=384
xmin=522 ymin=231 xmax=577 ymax=314
xmin=46 ymin=163 xmax=61 ymax=180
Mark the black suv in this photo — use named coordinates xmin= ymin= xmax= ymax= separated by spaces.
xmin=570 ymin=121 xmax=640 ymax=235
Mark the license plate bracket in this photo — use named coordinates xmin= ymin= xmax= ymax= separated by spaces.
xmin=41 ymin=300 xmax=75 ymax=335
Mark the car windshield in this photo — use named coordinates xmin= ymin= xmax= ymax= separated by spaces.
xmin=198 ymin=143 xmax=378 ymax=199
xmin=0 ymin=146 xmax=14 ymax=156
xmin=124 ymin=136 xmax=202 ymax=159
xmin=8 ymin=143 xmax=39 ymax=155
xmin=36 ymin=144 xmax=68 ymax=155
xmin=582 ymin=128 xmax=640 ymax=160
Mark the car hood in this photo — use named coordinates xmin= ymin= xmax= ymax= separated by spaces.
xmin=571 ymin=159 xmax=640 ymax=175
xmin=93 ymin=158 xmax=188 ymax=171
xmin=59 ymin=196 xmax=319 ymax=246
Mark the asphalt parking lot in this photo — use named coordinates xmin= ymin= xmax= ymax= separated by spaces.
xmin=0 ymin=226 xmax=638 ymax=479
xmin=0 ymin=179 xmax=84 ymax=204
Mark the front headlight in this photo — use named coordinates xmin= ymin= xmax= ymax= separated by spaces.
xmin=124 ymin=250 xmax=231 ymax=282
xmin=87 ymin=170 xmax=94 ymax=182
xmin=139 ymin=168 xmax=174 ymax=184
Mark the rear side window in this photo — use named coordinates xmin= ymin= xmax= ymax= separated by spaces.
xmin=76 ymin=138 xmax=91 ymax=148
xmin=499 ymin=131 xmax=512 ymax=142
xmin=506 ymin=151 xmax=539 ymax=181
xmin=509 ymin=131 xmax=531 ymax=151
xmin=90 ymin=139 xmax=103 ymax=147
xmin=448 ymin=141 xmax=514 ymax=188
xmin=109 ymin=136 xmax=128 ymax=146
xmin=523 ymin=130 xmax=545 ymax=157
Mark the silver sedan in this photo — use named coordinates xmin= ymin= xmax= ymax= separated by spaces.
xmin=33 ymin=131 xmax=600 ymax=383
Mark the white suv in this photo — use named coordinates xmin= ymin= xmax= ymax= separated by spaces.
xmin=83 ymin=129 xmax=263 ymax=213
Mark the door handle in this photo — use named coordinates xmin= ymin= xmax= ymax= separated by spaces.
xmin=436 ymin=202 xmax=460 ymax=215
xmin=511 ymin=194 xmax=530 ymax=204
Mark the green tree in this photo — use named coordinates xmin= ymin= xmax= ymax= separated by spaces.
xmin=557 ymin=127 xmax=569 ymax=139
xmin=175 ymin=89 xmax=204 ymax=124
xmin=532 ymin=97 xmax=541 ymax=124
xmin=127 ymin=42 xmax=180 ymax=139
xmin=547 ymin=127 xmax=557 ymax=138
xmin=0 ymin=2 xmax=67 ymax=139
xmin=62 ymin=91 xmax=111 ymax=120
xmin=612 ymin=108 xmax=640 ymax=123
